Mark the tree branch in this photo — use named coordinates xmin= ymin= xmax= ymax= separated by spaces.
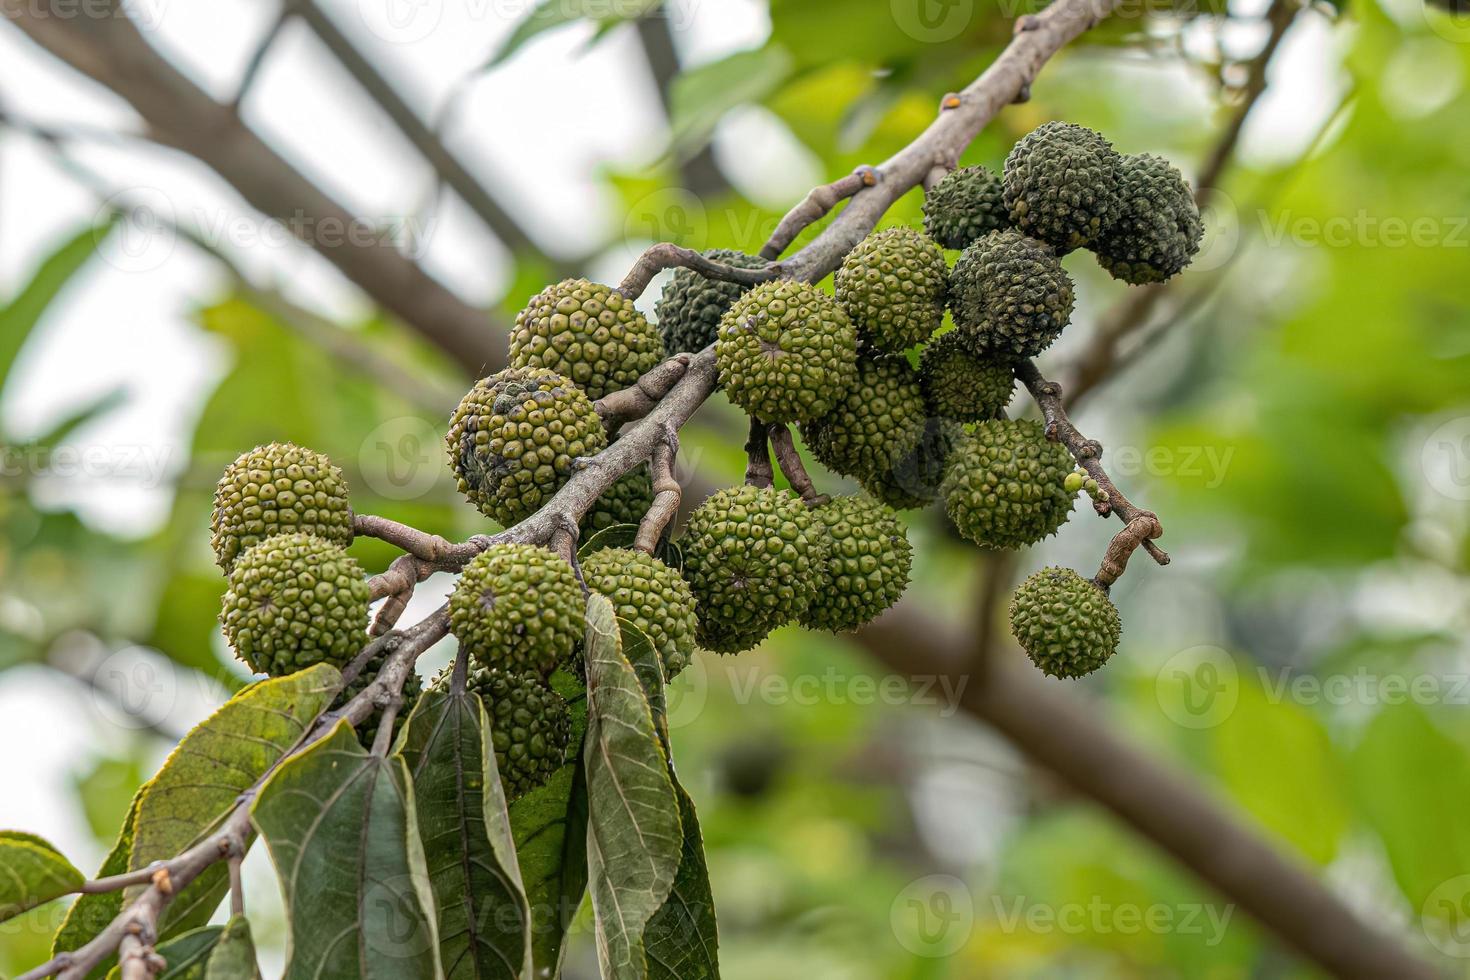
xmin=617 ymin=242 xmax=781 ymax=300
xmin=767 ymin=424 xmax=827 ymax=505
xmin=634 ymin=424 xmax=681 ymax=553
xmin=0 ymin=0 xmax=505 ymax=375
xmin=743 ymin=417 xmax=773 ymax=488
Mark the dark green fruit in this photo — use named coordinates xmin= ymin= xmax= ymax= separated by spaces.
xmin=446 ymin=367 xmax=608 ymax=526
xmin=448 ymin=544 xmax=584 ymax=677
xmin=655 ymin=249 xmax=767 ymax=355
xmin=457 ymin=666 xmax=571 ymax=801
xmin=949 ymin=230 xmax=1074 ymax=358
xmin=211 ymin=442 xmax=353 ymax=572
xmin=334 ymin=646 xmax=424 ymax=750
xmin=510 ymin=278 xmax=664 ymax=400
xmin=1095 ymin=153 xmax=1202 ymax=285
xmin=715 ymin=280 xmax=858 ymax=425
xmin=220 ymin=533 xmax=369 ymax=676
xmin=923 ymin=165 xmax=1009 ymax=249
xmin=800 ymin=495 xmax=912 ymax=633
xmin=680 ymin=485 xmax=824 ymax=652
xmin=941 ymin=419 xmax=1075 ymax=549
xmin=834 ymin=227 xmax=947 ymax=352
xmin=1003 ymin=121 xmax=1122 ymax=252
xmin=919 ymin=330 xmax=1015 ymax=423
xmin=858 ymin=417 xmax=961 ymax=511
xmin=582 ymin=547 xmax=699 ymax=677
xmin=802 ymin=354 xmax=928 ymax=482
xmin=579 ymin=466 xmax=654 ymax=539
xmin=1010 ymin=566 xmax=1122 ymax=678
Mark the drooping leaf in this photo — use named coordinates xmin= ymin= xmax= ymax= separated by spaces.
xmin=510 ymin=667 xmax=590 ymax=975
xmin=644 ymin=784 xmax=719 ymax=980
xmin=251 ymin=721 xmax=440 ymax=980
xmin=0 ymin=831 xmax=83 ymax=923
xmin=0 ymin=220 xmax=113 ymax=397
xmin=483 ymin=0 xmax=659 ymax=69
xmin=669 ymin=46 xmax=795 ymax=155
xmin=128 ymin=666 xmax=341 ymax=939
xmin=52 ymin=788 xmax=144 ymax=977
xmin=104 ymin=925 xmax=222 ymax=980
xmin=205 ymin=916 xmax=261 ymax=979
xmin=399 ymin=684 xmax=532 ymax=979
xmin=582 ymin=594 xmax=682 ymax=980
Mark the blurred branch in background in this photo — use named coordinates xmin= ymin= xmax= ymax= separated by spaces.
xmin=0 ymin=0 xmax=504 ymax=374
xmin=632 ymin=4 xmax=731 ymax=200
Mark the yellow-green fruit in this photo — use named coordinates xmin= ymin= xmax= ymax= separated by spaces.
xmin=334 ymin=646 xmax=423 ymax=750
xmin=1003 ymin=121 xmax=1122 ymax=253
xmin=449 ymin=544 xmax=584 ymax=677
xmin=1095 ymin=153 xmax=1202 ymax=285
xmin=457 ymin=666 xmax=570 ymax=800
xmin=1009 ymin=566 xmax=1122 ymax=678
xmin=802 ymin=354 xmax=928 ymax=482
xmin=835 ymin=227 xmax=947 ymax=352
xmin=211 ymin=443 xmax=353 ymax=572
xmin=800 ymin=496 xmax=912 ymax=633
xmin=680 ymin=485 xmax=824 ymax=651
xmin=923 ymin=165 xmax=1010 ymax=250
xmin=220 ymin=533 xmax=369 ymax=676
xmin=579 ymin=466 xmax=654 ymax=540
xmin=510 ymin=278 xmax=665 ymax=400
xmin=446 ymin=367 xmax=608 ymax=526
xmin=715 ymin=280 xmax=858 ymax=424
xmin=942 ymin=419 xmax=1075 ymax=549
xmin=582 ymin=547 xmax=698 ymax=677
xmin=655 ymin=249 xmax=767 ymax=355
xmin=949 ymin=230 xmax=1074 ymax=359
xmin=919 ymin=330 xmax=1015 ymax=423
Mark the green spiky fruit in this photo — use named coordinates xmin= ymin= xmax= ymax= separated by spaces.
xmin=715 ymin=280 xmax=858 ymax=424
xmin=1003 ymin=121 xmax=1122 ymax=252
xmin=582 ymin=547 xmax=698 ymax=677
xmin=802 ymin=355 xmax=928 ymax=482
xmin=655 ymin=249 xmax=767 ymax=355
xmin=800 ymin=496 xmax=912 ymax=633
xmin=919 ymin=330 xmax=1015 ymax=423
xmin=334 ymin=646 xmax=424 ymax=750
xmin=1010 ymin=566 xmax=1122 ymax=678
xmin=509 ymin=278 xmax=665 ymax=400
xmin=1095 ymin=154 xmax=1203 ymax=285
xmin=458 ymin=666 xmax=570 ymax=800
xmin=446 ymin=367 xmax=608 ymax=526
xmin=941 ymin=419 xmax=1075 ymax=549
xmin=220 ymin=533 xmax=369 ymax=676
xmin=858 ymin=417 xmax=961 ymax=511
xmin=211 ymin=443 xmax=353 ymax=572
xmin=680 ymin=485 xmax=824 ymax=651
xmin=579 ymin=466 xmax=654 ymax=539
xmin=923 ymin=165 xmax=1010 ymax=249
xmin=949 ymin=230 xmax=1074 ymax=358
xmin=834 ymin=227 xmax=947 ymax=353
xmin=449 ymin=544 xmax=584 ymax=677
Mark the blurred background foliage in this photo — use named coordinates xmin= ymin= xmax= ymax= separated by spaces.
xmin=3 ymin=0 xmax=1470 ymax=976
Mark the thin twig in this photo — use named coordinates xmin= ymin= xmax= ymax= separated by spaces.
xmin=634 ymin=424 xmax=681 ymax=554
xmin=617 ymin=243 xmax=780 ymax=301
xmin=743 ymin=417 xmax=774 ymax=488
xmin=761 ymin=168 xmax=877 ymax=260
xmin=767 ymin=424 xmax=827 ymax=505
xmin=229 ymin=7 xmax=293 ymax=113
xmin=594 ymin=354 xmax=693 ymax=425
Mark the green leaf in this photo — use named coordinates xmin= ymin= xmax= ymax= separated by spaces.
xmin=205 ymin=916 xmax=261 ymax=979
xmin=0 ymin=832 xmax=83 ymax=923
xmin=251 ymin=722 xmax=440 ymax=980
xmin=643 ymin=784 xmax=719 ymax=980
xmin=669 ymin=46 xmax=795 ymax=156
xmin=578 ymin=523 xmax=643 ymax=558
xmin=52 ymin=789 xmax=144 ymax=977
xmin=129 ymin=666 xmax=341 ymax=938
xmin=0 ymin=221 xmax=113 ymax=398
xmin=399 ymin=684 xmax=532 ymax=979
xmin=483 ymin=0 xmax=658 ymax=69
xmin=582 ymin=593 xmax=682 ymax=980
xmin=510 ymin=667 xmax=590 ymax=975
xmin=104 ymin=925 xmax=223 ymax=980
